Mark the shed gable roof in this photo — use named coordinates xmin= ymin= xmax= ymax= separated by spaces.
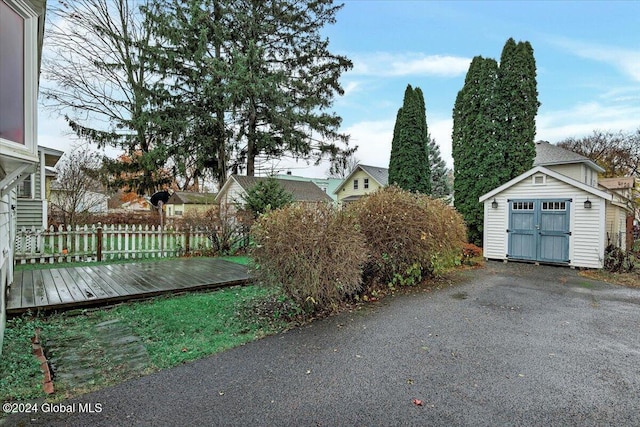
xmin=534 ymin=141 xmax=605 ymax=173
xmin=479 ymin=166 xmax=613 ymax=203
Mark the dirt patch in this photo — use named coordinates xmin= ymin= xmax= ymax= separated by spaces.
xmin=580 ymin=270 xmax=640 ymax=289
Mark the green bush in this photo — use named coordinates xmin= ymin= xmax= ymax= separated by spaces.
xmin=348 ymin=186 xmax=467 ymax=286
xmin=250 ymin=203 xmax=368 ymax=314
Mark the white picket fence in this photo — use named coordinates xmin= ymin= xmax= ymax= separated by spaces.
xmin=14 ymin=224 xmax=214 ymax=264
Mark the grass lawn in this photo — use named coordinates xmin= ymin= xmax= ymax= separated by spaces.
xmin=1 ymin=255 xmax=285 ymax=406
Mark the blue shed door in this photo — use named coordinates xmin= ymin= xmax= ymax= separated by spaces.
xmin=508 ymin=199 xmax=570 ymax=264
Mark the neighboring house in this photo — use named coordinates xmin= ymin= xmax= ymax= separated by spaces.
xmin=166 ymin=191 xmax=216 ymax=217
xmin=49 ymin=179 xmax=109 ymax=216
xmin=114 ymin=199 xmax=152 ymax=212
xmin=107 ymin=190 xmax=152 ymax=212
xmin=274 ymin=172 xmax=342 ymax=201
xmin=479 ymin=141 xmax=634 ymax=269
xmin=334 ymin=164 xmax=389 ymax=204
xmin=216 ymin=175 xmax=332 ymax=213
xmin=15 ymin=145 xmax=63 ymax=229
xmin=0 ymin=0 xmax=47 ymax=353
xmin=598 ymin=176 xmax=637 ymax=249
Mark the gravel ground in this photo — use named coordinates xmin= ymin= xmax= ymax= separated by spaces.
xmin=6 ymin=261 xmax=640 ymax=427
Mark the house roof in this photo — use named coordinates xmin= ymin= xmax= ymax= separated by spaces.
xmin=534 ymin=141 xmax=605 ymax=173
xmin=167 ymin=191 xmax=217 ymax=205
xmin=333 ymin=164 xmax=389 ymax=194
xmin=359 ymin=164 xmax=389 ymax=186
xmin=479 ymin=165 xmax=613 ymax=203
xmin=220 ymin=175 xmax=332 ymax=203
xmin=598 ymin=177 xmax=636 ymax=190
xmin=274 ymin=173 xmax=342 ymax=201
xmin=38 ymin=145 xmax=64 ymax=167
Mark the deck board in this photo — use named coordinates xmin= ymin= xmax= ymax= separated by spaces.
xmin=20 ymin=271 xmax=34 ymax=309
xmin=7 ymin=258 xmax=250 ymax=314
xmin=41 ymin=269 xmax=63 ymax=305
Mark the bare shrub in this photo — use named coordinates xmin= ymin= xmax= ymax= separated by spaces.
xmin=177 ymin=204 xmax=248 ymax=255
xmin=348 ymin=186 xmax=467 ymax=286
xmin=251 ymin=203 xmax=367 ymax=314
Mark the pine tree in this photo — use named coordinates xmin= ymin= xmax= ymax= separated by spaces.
xmin=242 ymin=177 xmax=295 ymax=218
xmin=43 ymin=0 xmax=172 ymax=195
xmin=388 ymin=85 xmax=431 ymax=194
xmin=428 ymin=137 xmax=451 ymax=199
xmin=496 ymin=38 xmax=539 ymax=181
xmin=452 ymin=56 xmax=500 ymax=245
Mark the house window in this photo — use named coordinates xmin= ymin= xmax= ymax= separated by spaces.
xmin=17 ymin=173 xmax=32 ymax=198
xmin=175 ymin=210 xmax=183 ymax=216
xmin=532 ymin=175 xmax=545 ymax=185
xmin=353 ymin=179 xmax=358 ymax=190
xmin=364 ymin=178 xmax=369 ymax=189
xmin=0 ymin=0 xmax=25 ymax=144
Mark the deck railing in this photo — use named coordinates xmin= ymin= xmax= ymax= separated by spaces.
xmin=14 ymin=224 xmax=215 ymax=264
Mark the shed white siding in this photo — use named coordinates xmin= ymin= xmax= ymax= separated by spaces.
xmin=483 ymin=173 xmax=606 ymax=268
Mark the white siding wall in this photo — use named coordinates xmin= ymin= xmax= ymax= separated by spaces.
xmin=482 ymin=196 xmax=508 ymax=259
xmin=0 ymin=191 xmax=15 ymax=353
xmin=483 ymin=174 xmax=605 ymax=268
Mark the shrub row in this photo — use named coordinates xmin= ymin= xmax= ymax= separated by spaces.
xmin=250 ymin=186 xmax=467 ymax=315
xmin=251 ymin=203 xmax=367 ymax=314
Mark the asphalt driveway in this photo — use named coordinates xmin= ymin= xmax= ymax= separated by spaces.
xmin=7 ymin=261 xmax=640 ymax=426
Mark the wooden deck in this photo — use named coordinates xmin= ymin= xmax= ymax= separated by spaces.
xmin=7 ymin=258 xmax=250 ymax=315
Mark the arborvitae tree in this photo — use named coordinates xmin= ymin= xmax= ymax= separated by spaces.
xmin=496 ymin=38 xmax=539 ymax=181
xmin=388 ymin=85 xmax=431 ymax=194
xmin=452 ymin=56 xmax=500 ymax=246
xmin=452 ymin=38 xmax=539 ymax=246
xmin=428 ymin=137 xmax=451 ymax=199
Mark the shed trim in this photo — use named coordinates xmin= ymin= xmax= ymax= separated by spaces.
xmin=479 ymin=166 xmax=613 ymax=203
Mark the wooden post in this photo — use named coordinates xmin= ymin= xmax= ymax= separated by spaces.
xmin=185 ymin=228 xmax=190 ymax=256
xmin=96 ymin=223 xmax=103 ymax=262
xmin=158 ymin=201 xmax=164 ymax=257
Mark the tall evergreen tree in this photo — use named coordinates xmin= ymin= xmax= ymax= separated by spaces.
xmin=42 ymin=0 xmax=172 ymax=195
xmin=145 ymin=0 xmax=354 ymax=184
xmin=388 ymin=84 xmax=431 ymax=194
xmin=452 ymin=56 xmax=500 ymax=245
xmin=142 ymin=0 xmax=232 ymax=189
xmin=452 ymin=38 xmax=539 ymax=246
xmin=496 ymin=38 xmax=539 ymax=181
xmin=428 ymin=137 xmax=451 ymax=199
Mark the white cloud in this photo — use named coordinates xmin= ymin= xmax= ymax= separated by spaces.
xmin=550 ymin=37 xmax=640 ymax=82
xmin=350 ymin=52 xmax=471 ymax=78
xmin=537 ymin=101 xmax=640 ymax=142
xmin=341 ymin=117 xmax=455 ymax=170
xmin=342 ymin=119 xmax=394 ymax=167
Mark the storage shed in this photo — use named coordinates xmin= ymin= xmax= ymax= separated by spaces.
xmin=479 ymin=142 xmax=633 ymax=269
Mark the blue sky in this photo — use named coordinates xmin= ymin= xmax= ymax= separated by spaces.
xmin=38 ymin=0 xmax=640 ymax=180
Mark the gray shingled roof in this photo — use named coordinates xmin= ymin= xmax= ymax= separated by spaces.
xmin=534 ymin=141 xmax=603 ymax=172
xmin=358 ymin=164 xmax=389 ymax=186
xmin=167 ymin=191 xmax=217 ymax=205
xmin=232 ymin=175 xmax=332 ymax=202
